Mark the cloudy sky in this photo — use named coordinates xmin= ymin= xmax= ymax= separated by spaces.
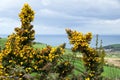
xmin=0 ymin=0 xmax=120 ymax=35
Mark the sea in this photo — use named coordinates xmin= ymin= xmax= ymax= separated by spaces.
xmin=1 ymin=34 xmax=120 ymax=48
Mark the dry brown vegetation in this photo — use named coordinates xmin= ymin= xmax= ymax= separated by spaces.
xmin=105 ymin=58 xmax=120 ymax=68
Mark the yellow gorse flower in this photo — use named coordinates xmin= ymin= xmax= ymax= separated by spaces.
xmin=19 ymin=3 xmax=34 ymax=24
xmin=66 ymin=29 xmax=92 ymax=52
xmin=85 ymin=77 xmax=90 ymax=80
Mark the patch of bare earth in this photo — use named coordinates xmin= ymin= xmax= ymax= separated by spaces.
xmin=105 ymin=58 xmax=120 ymax=68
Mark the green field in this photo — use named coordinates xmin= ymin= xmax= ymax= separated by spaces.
xmin=33 ymin=42 xmax=47 ymax=49
xmin=0 ymin=38 xmax=120 ymax=79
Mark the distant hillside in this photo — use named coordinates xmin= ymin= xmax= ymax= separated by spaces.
xmin=0 ymin=38 xmax=7 ymax=49
xmin=104 ymin=44 xmax=120 ymax=51
xmin=0 ymin=38 xmax=48 ymax=49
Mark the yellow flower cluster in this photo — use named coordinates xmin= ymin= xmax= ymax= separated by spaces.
xmin=49 ymin=46 xmax=65 ymax=62
xmin=34 ymin=44 xmax=65 ymax=72
xmin=66 ymin=29 xmax=104 ymax=79
xmin=66 ymin=29 xmax=92 ymax=51
xmin=0 ymin=53 xmax=3 ymax=75
xmin=85 ymin=77 xmax=90 ymax=80
xmin=49 ymin=48 xmax=57 ymax=62
xmin=0 ymin=40 xmax=65 ymax=75
xmin=19 ymin=3 xmax=34 ymax=24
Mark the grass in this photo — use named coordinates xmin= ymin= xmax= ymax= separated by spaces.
xmin=0 ymin=38 xmax=120 ymax=79
xmin=0 ymin=38 xmax=7 ymax=49
xmin=102 ymin=66 xmax=120 ymax=79
xmin=63 ymin=53 xmax=120 ymax=79
xmin=68 ymin=55 xmax=120 ymax=79
xmin=33 ymin=42 xmax=47 ymax=49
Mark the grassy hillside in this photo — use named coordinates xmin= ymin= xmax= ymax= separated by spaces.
xmin=104 ymin=44 xmax=120 ymax=51
xmin=104 ymin=44 xmax=120 ymax=48
xmin=0 ymin=38 xmax=7 ymax=49
xmin=33 ymin=42 xmax=47 ymax=49
xmin=0 ymin=38 xmax=47 ymax=49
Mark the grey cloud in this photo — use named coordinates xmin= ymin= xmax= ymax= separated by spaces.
xmin=33 ymin=0 xmax=120 ymax=29
xmin=0 ymin=0 xmax=120 ymax=34
xmin=41 ymin=0 xmax=120 ymax=19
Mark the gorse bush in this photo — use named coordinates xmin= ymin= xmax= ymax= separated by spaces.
xmin=0 ymin=4 xmax=35 ymax=77
xmin=0 ymin=4 xmax=68 ymax=79
xmin=66 ymin=29 xmax=105 ymax=80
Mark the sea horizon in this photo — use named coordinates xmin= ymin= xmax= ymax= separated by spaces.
xmin=1 ymin=34 xmax=120 ymax=48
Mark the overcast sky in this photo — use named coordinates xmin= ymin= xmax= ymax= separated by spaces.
xmin=0 ymin=0 xmax=120 ymax=35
